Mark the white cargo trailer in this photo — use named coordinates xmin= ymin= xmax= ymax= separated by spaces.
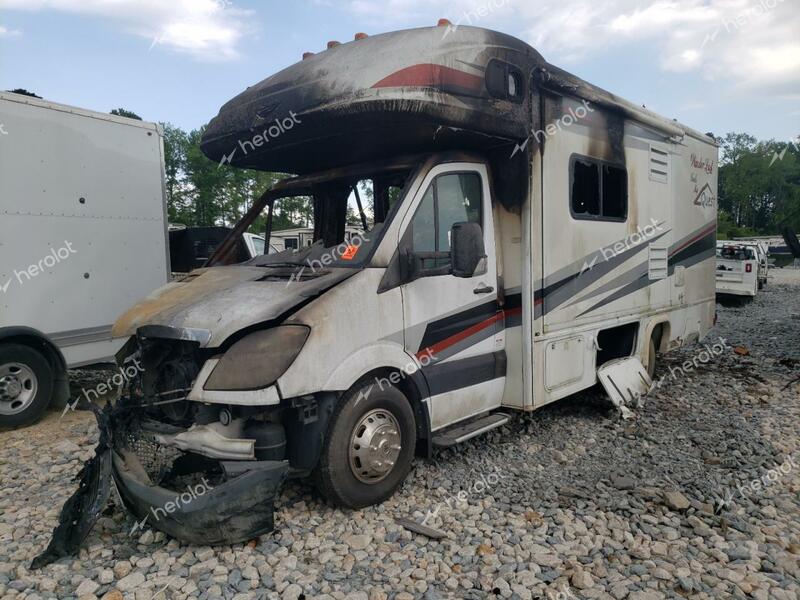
xmin=0 ymin=92 xmax=169 ymax=427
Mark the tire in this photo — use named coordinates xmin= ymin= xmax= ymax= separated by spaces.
xmin=646 ymin=336 xmax=657 ymax=379
xmin=315 ymin=381 xmax=416 ymax=509
xmin=0 ymin=344 xmax=53 ymax=428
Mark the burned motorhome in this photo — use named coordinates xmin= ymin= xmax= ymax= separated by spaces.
xmin=37 ymin=22 xmax=718 ymax=563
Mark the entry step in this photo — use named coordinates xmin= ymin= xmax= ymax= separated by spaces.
xmin=432 ymin=412 xmax=511 ymax=448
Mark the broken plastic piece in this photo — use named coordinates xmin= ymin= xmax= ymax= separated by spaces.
xmin=597 ymin=357 xmax=653 ymax=419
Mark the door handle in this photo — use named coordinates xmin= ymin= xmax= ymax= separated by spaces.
xmin=473 ymin=284 xmax=494 ymax=294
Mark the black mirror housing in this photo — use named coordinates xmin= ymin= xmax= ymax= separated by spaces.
xmin=451 ymin=222 xmax=486 ymax=278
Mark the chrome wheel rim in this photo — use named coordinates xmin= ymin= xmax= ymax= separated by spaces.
xmin=349 ymin=408 xmax=402 ymax=484
xmin=0 ymin=362 xmax=38 ymax=416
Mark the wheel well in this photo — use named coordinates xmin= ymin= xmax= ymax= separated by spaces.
xmin=651 ymin=321 xmax=670 ymax=353
xmin=0 ymin=330 xmax=69 ymax=408
xmin=348 ymin=367 xmax=432 ymax=458
xmin=0 ymin=331 xmax=66 ymax=377
xmin=596 ymin=322 xmax=639 ymax=367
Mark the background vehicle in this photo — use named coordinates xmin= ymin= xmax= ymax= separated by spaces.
xmin=168 ymin=226 xmax=276 ymax=274
xmin=0 ymin=92 xmax=169 ymax=427
xmin=716 ymin=242 xmax=759 ymax=300
xmin=63 ymin=24 xmax=717 ymax=547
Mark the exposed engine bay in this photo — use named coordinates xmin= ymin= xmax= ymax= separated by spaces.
xmin=32 ymin=337 xmax=335 ymax=568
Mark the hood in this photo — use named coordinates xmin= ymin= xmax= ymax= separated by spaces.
xmin=112 ymin=265 xmax=354 ymax=348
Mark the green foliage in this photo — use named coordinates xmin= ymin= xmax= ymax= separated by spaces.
xmin=160 ymin=123 xmax=307 ymax=232
xmin=110 ymin=108 xmax=143 ymax=120
xmin=718 ymin=132 xmax=800 ymax=234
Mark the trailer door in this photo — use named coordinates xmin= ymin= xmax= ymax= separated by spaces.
xmin=397 ymin=163 xmax=505 ymax=431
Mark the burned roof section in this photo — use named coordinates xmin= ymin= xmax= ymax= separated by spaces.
xmin=200 ymin=25 xmax=544 ymax=174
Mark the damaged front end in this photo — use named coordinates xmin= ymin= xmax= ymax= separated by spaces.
xmin=33 ymin=334 xmax=300 ymax=568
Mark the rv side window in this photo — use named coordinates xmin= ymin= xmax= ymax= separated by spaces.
xmin=570 ymin=155 xmax=627 ymax=221
xmin=410 ymin=172 xmax=483 ymax=271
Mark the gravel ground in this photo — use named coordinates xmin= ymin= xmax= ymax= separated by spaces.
xmin=1 ymin=270 xmax=798 ymax=600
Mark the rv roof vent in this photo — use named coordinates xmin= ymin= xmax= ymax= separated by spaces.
xmin=327 ymin=41 xmax=341 ymax=49
xmin=649 ymin=145 xmax=669 ymax=184
xmin=438 ymin=19 xmax=452 ymax=27
xmin=354 ymin=32 xmax=368 ymax=40
xmin=302 ymin=52 xmax=315 ymax=60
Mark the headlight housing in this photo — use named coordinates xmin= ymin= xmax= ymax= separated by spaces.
xmin=204 ymin=325 xmax=310 ymax=391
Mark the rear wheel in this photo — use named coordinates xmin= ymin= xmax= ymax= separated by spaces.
xmin=0 ymin=344 xmax=53 ymax=428
xmin=646 ymin=336 xmax=657 ymax=379
xmin=315 ymin=381 xmax=416 ymax=509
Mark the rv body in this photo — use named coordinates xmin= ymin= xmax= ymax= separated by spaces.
xmin=715 ymin=242 xmax=759 ymax=298
xmin=49 ymin=25 xmax=717 ymax=551
xmin=0 ymin=92 xmax=169 ymax=428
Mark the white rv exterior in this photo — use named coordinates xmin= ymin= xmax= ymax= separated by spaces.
xmin=97 ymin=26 xmax=719 ymax=541
xmin=0 ymin=92 xmax=169 ymax=427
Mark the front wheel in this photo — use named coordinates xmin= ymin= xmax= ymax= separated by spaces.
xmin=0 ymin=344 xmax=53 ymax=428
xmin=315 ymin=381 xmax=416 ymax=509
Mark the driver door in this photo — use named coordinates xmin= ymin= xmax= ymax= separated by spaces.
xmin=398 ymin=163 xmax=505 ymax=431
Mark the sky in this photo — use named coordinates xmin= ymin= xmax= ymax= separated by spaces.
xmin=1 ymin=0 xmax=798 ymax=142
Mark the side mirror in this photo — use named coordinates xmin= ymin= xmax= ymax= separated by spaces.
xmin=451 ymin=222 xmax=486 ymax=278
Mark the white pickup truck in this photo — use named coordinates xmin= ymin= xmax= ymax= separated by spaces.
xmin=716 ymin=242 xmax=759 ymax=300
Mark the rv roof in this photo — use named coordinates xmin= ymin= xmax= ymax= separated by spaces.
xmin=201 ymin=24 xmax=715 ymax=174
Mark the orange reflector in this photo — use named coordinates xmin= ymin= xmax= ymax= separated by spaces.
xmin=327 ymin=41 xmax=341 ymax=49
xmin=302 ymin=52 xmax=315 ymax=60
xmin=341 ymin=245 xmax=359 ymax=260
xmin=437 ymin=18 xmax=452 ymax=27
xmin=354 ymin=32 xmax=368 ymax=40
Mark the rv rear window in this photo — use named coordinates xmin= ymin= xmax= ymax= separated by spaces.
xmin=570 ymin=155 xmax=627 ymax=222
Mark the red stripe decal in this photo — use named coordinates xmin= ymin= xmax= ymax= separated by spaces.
xmin=373 ymin=64 xmax=483 ymax=91
xmin=415 ymin=305 xmax=522 ymax=360
xmin=671 ymin=223 xmax=716 ymax=256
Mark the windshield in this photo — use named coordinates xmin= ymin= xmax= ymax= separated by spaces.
xmin=243 ymin=166 xmax=414 ymax=270
xmin=718 ymin=246 xmax=754 ymax=261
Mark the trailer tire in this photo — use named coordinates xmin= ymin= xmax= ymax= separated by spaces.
xmin=646 ymin=336 xmax=657 ymax=379
xmin=0 ymin=344 xmax=53 ymax=428
xmin=315 ymin=381 xmax=416 ymax=509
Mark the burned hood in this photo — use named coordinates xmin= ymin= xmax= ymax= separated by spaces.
xmin=112 ymin=265 xmax=354 ymax=348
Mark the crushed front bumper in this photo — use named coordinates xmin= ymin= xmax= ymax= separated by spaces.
xmin=32 ymin=403 xmax=289 ymax=569
xmin=112 ymin=452 xmax=288 ymax=545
